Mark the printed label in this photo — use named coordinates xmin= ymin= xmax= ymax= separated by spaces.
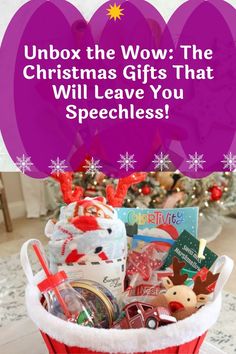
xmin=59 ymin=258 xmax=126 ymax=299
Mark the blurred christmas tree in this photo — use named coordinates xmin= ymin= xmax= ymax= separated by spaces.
xmin=49 ymin=171 xmax=236 ymax=241
xmin=49 ymin=172 xmax=236 ymax=223
xmin=121 ymin=172 xmax=236 ymax=219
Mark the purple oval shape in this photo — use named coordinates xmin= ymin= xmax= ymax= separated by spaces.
xmin=169 ymin=0 xmax=236 ymax=177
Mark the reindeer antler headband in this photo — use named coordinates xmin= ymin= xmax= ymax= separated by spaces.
xmin=52 ymin=172 xmax=147 ymax=207
xmin=52 ymin=173 xmax=84 ymax=204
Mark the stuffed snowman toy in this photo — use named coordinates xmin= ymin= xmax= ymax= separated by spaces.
xmin=45 ymin=172 xmax=146 ymax=266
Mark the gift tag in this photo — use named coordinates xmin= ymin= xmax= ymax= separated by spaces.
xmin=163 ymin=230 xmax=218 ymax=276
xmin=58 ymin=258 xmax=126 ymax=300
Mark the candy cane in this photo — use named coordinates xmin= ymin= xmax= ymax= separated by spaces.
xmin=59 ymin=226 xmax=74 ymax=256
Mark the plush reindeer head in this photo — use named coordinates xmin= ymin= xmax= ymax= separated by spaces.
xmin=162 ymin=257 xmax=219 ymax=316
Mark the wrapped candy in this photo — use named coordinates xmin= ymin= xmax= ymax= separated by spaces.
xmin=127 ymin=244 xmax=163 ymax=281
xmin=125 ymin=244 xmax=165 ymax=301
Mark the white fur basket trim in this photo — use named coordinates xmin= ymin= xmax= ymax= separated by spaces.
xmin=21 ymin=240 xmax=233 ymax=354
xmin=26 ymin=283 xmax=221 ymax=353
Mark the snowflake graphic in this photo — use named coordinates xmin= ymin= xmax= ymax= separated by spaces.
xmin=83 ymin=157 xmax=102 ymax=176
xmin=15 ymin=154 xmax=33 ymax=174
xmin=49 ymin=157 xmax=68 ymax=176
xmin=221 ymin=152 xmax=236 ymax=172
xmin=118 ymin=152 xmax=136 ymax=172
xmin=186 ymin=152 xmax=206 ymax=172
xmin=152 ymin=152 xmax=171 ymax=171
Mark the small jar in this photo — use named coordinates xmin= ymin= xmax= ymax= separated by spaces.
xmin=71 ymin=280 xmax=120 ymax=328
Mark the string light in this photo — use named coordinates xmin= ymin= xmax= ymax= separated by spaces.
xmin=70 ymin=171 xmax=234 ymax=222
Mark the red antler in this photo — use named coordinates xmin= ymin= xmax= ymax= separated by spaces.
xmin=106 ymin=172 xmax=147 ymax=207
xmin=52 ymin=172 xmax=84 ymax=204
xmin=169 ymin=257 xmax=188 ymax=285
xmin=193 ymin=271 xmax=220 ymax=295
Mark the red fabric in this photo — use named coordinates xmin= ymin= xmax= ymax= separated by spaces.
xmin=193 ymin=332 xmax=207 ymax=353
xmin=98 ymin=251 xmax=109 ymax=261
xmin=70 ymin=215 xmax=100 ymax=232
xmin=40 ymin=332 xmax=56 ymax=354
xmin=94 ymin=197 xmax=106 ymax=203
xmin=41 ymin=332 xmax=207 ymax=354
xmin=65 ymin=250 xmax=85 ymax=263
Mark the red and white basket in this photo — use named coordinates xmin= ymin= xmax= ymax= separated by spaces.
xmin=21 ymin=240 xmax=233 ymax=354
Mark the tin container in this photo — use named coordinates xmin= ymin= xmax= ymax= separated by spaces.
xmin=71 ymin=280 xmax=120 ymax=328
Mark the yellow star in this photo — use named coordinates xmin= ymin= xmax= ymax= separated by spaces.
xmin=107 ymin=3 xmax=124 ymax=21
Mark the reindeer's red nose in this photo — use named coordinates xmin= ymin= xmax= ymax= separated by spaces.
xmin=169 ymin=301 xmax=184 ymax=313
